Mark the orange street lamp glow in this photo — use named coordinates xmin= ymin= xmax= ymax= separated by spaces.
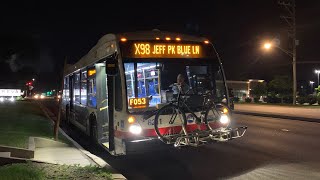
xmin=264 ymin=43 xmax=272 ymax=49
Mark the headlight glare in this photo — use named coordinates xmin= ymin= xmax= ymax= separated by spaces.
xmin=129 ymin=124 xmax=142 ymax=134
xmin=219 ymin=114 xmax=230 ymax=124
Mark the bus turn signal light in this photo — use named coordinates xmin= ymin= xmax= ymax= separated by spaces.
xmin=128 ymin=116 xmax=135 ymax=124
xmin=223 ymin=108 xmax=228 ymax=114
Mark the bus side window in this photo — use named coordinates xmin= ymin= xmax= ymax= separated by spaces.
xmin=74 ymin=72 xmax=81 ymax=104
xmin=88 ymin=78 xmax=97 ymax=108
xmin=80 ymin=70 xmax=87 ymax=105
xmin=115 ymin=74 xmax=122 ymax=111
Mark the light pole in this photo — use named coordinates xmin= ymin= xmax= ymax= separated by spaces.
xmin=310 ymin=81 xmax=314 ymax=93
xmin=263 ymin=40 xmax=296 ymax=105
xmin=315 ymin=70 xmax=320 ymax=86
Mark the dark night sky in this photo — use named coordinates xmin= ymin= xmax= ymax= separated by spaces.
xmin=0 ymin=0 xmax=320 ymax=91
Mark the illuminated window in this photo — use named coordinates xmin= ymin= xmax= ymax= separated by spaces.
xmin=124 ymin=62 xmax=160 ymax=110
xmin=63 ymin=77 xmax=69 ymax=101
xmin=81 ymin=70 xmax=87 ymax=105
xmin=74 ymin=72 xmax=80 ymax=104
xmin=88 ymin=78 xmax=96 ymax=108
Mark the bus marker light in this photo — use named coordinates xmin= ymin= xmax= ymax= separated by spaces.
xmin=204 ymin=40 xmax=209 ymax=44
xmin=165 ymin=37 xmax=171 ymax=41
xmin=120 ymin=38 xmax=127 ymax=42
xmin=156 ymin=37 xmax=160 ymax=40
xmin=176 ymin=37 xmax=181 ymax=41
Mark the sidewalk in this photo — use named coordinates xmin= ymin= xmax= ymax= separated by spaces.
xmin=234 ymin=103 xmax=320 ymax=122
xmin=37 ymin=101 xmax=126 ymax=179
xmin=0 ymin=101 xmax=126 ymax=179
xmin=31 ymin=137 xmax=96 ymax=166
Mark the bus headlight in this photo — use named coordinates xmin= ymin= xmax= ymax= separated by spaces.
xmin=0 ymin=97 xmax=4 ymax=102
xmin=219 ymin=114 xmax=230 ymax=124
xmin=10 ymin=97 xmax=15 ymax=102
xmin=129 ymin=124 xmax=142 ymax=135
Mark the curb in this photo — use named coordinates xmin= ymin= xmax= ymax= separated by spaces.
xmin=234 ymin=110 xmax=320 ymax=123
xmin=36 ymin=101 xmax=127 ymax=180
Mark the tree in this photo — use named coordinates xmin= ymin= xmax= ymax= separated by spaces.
xmin=315 ymin=85 xmax=320 ymax=94
xmin=268 ymin=75 xmax=292 ymax=103
xmin=315 ymin=85 xmax=320 ymax=98
xmin=251 ymin=83 xmax=267 ymax=98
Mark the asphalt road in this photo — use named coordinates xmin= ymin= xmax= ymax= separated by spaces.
xmin=40 ymin=99 xmax=320 ymax=180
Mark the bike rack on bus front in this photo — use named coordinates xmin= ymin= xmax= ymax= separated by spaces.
xmin=173 ymin=126 xmax=248 ymax=147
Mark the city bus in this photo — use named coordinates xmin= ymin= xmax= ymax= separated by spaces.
xmin=62 ymin=31 xmax=246 ymax=156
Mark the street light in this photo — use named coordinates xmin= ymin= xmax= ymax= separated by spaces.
xmin=315 ymin=70 xmax=320 ymax=86
xmin=262 ymin=39 xmax=297 ymax=105
xmin=263 ymin=43 xmax=272 ymax=50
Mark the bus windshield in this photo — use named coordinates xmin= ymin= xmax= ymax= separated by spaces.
xmin=124 ymin=59 xmax=226 ymax=113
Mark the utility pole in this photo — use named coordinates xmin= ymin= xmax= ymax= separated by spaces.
xmin=278 ymin=0 xmax=297 ymax=105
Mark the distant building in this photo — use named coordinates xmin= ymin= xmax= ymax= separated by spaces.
xmin=227 ymin=79 xmax=265 ymax=101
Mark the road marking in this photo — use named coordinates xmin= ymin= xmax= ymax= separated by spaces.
xmin=281 ymin=129 xmax=290 ymax=132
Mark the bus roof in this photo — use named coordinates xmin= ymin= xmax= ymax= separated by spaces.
xmin=64 ymin=31 xmax=209 ymax=75
xmin=117 ymin=30 xmax=208 ymax=42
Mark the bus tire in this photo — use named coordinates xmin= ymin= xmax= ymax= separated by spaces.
xmin=90 ymin=117 xmax=98 ymax=143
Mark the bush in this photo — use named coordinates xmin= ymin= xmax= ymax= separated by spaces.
xmin=253 ymin=97 xmax=260 ymax=103
xmin=297 ymin=96 xmax=306 ymax=105
xmin=266 ymin=96 xmax=281 ymax=103
xmin=283 ymin=96 xmax=293 ymax=104
xmin=307 ymin=95 xmax=317 ymax=105
xmin=233 ymin=97 xmax=240 ymax=103
xmin=245 ymin=97 xmax=252 ymax=103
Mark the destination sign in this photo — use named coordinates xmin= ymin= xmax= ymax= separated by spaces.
xmin=121 ymin=42 xmax=213 ymax=59
xmin=129 ymin=97 xmax=148 ymax=108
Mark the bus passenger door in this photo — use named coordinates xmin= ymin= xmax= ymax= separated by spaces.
xmin=95 ymin=65 xmax=111 ymax=149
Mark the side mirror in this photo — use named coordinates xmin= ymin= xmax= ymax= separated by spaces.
xmin=105 ymin=54 xmax=118 ymax=76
